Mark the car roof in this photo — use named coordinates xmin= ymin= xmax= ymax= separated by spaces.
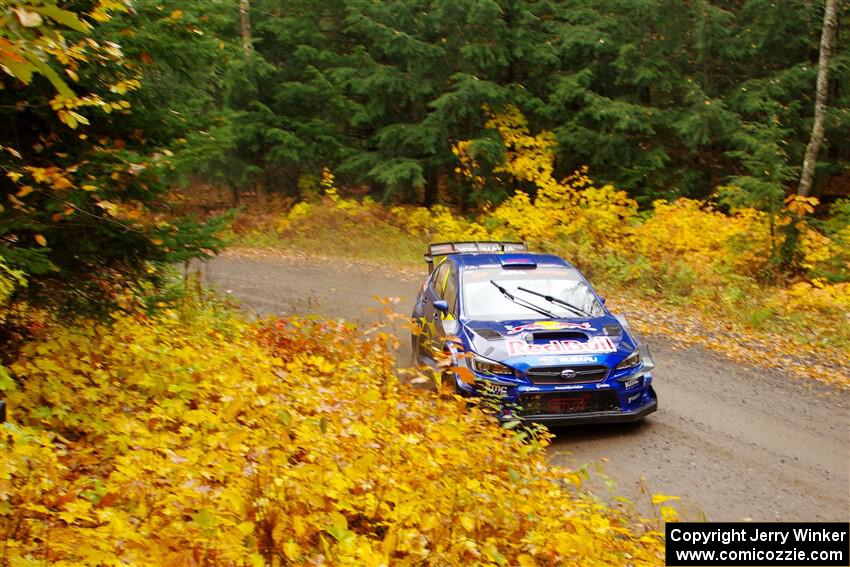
xmin=449 ymin=252 xmax=575 ymax=270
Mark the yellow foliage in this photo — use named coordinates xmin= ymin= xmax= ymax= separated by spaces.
xmin=799 ymin=224 xmax=849 ymax=275
xmin=275 ymin=201 xmax=314 ymax=233
xmin=458 ymin=106 xmax=847 ymax=346
xmin=485 ymin=104 xmax=558 ymax=188
xmin=783 ymin=194 xmax=819 ymax=217
xmin=775 ymin=280 xmax=850 ymax=314
xmin=0 ymin=256 xmax=26 ymax=306
xmin=628 ymin=199 xmax=773 ymax=278
xmin=451 ymin=107 xmax=638 ymax=254
xmin=452 ymin=140 xmax=486 ymax=190
xmin=1 ymin=0 xmax=137 ymax=129
xmin=390 ymin=204 xmax=489 ymax=242
xmin=2 ymin=308 xmax=665 ymax=565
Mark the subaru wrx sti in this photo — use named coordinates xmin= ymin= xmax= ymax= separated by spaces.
xmin=412 ymin=241 xmax=657 ymax=425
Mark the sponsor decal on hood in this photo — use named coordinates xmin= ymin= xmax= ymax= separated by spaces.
xmin=505 ymin=320 xmax=596 ymax=334
xmin=506 ymin=336 xmax=617 ymax=356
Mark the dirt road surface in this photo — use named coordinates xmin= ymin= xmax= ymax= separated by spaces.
xmin=197 ymin=250 xmax=849 ymax=522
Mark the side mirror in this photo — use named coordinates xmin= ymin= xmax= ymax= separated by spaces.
xmin=599 ymin=296 xmax=607 ymax=304
xmin=433 ymin=300 xmax=449 ymax=313
xmin=614 ymin=314 xmax=631 ymax=331
xmin=639 ymin=343 xmax=656 ymax=372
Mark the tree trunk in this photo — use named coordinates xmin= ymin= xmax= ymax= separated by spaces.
xmin=422 ymin=167 xmax=438 ymax=207
xmin=239 ymin=0 xmax=252 ymax=55
xmin=797 ymin=0 xmax=838 ymax=196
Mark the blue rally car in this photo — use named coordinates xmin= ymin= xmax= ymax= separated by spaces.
xmin=411 ymin=241 xmax=657 ymax=426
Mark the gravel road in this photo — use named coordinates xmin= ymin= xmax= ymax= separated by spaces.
xmin=196 ymin=250 xmax=849 ymax=522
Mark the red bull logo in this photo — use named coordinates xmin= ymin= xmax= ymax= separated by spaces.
xmin=505 ymin=320 xmax=596 ymax=334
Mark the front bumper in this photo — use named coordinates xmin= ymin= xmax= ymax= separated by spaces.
xmin=514 ymin=391 xmax=657 ymax=426
xmin=451 ymin=348 xmax=659 ymax=427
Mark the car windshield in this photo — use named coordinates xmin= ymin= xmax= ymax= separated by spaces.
xmin=462 ymin=266 xmax=604 ymax=320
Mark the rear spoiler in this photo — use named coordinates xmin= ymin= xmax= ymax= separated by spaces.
xmin=425 ymin=241 xmax=528 ymax=273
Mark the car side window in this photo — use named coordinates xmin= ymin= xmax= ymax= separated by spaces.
xmin=431 ymin=262 xmax=450 ymax=296
xmin=442 ymin=266 xmax=458 ymax=315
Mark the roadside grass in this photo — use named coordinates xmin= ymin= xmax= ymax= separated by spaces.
xmin=238 ymin=210 xmax=423 ymax=266
xmin=179 ymin=184 xmax=424 ymax=266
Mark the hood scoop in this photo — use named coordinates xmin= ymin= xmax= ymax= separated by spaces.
xmin=472 ymin=327 xmax=504 ymax=340
xmin=526 ymin=331 xmax=589 ymax=343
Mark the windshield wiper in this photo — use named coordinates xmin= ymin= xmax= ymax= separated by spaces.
xmin=490 ymin=280 xmax=557 ymax=319
xmin=516 ymin=286 xmax=592 ymax=318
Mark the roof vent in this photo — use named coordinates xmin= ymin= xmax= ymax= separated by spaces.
xmin=499 ymin=255 xmax=537 ymax=269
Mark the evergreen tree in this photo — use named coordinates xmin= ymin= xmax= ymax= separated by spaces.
xmin=162 ymin=0 xmax=849 ymax=209
xmin=0 ymin=0 xmax=232 ymax=315
xmin=547 ymin=0 xmax=848 ymax=203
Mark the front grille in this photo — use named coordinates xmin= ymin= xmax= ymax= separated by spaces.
xmin=525 ymin=364 xmax=608 ymax=384
xmin=519 ymin=391 xmax=620 ymax=415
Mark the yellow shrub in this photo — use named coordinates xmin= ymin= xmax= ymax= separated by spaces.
xmin=775 ymin=280 xmax=850 ymax=315
xmin=0 ymin=258 xmax=26 ymax=307
xmin=453 ymin=109 xmax=638 ymax=254
xmin=486 ymin=105 xmax=558 ymax=187
xmin=276 ymin=201 xmax=315 ymax=233
xmin=628 ymin=199 xmax=772 ymax=278
xmin=576 ymin=183 xmax=638 ymax=236
xmin=488 ymin=190 xmax=554 ymax=242
xmin=2 ymin=309 xmax=664 ymax=565
xmin=389 ymin=205 xmax=434 ymax=236
xmin=799 ymin=225 xmax=848 ymax=275
xmin=391 ymin=204 xmax=489 ymax=242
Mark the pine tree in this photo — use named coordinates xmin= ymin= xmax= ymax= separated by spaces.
xmin=172 ymin=0 xmax=849 ymax=208
xmin=0 ymin=0 xmax=232 ymax=315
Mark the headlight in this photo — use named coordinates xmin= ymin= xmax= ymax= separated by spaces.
xmin=470 ymin=354 xmax=514 ymax=376
xmin=615 ymin=349 xmax=641 ymax=371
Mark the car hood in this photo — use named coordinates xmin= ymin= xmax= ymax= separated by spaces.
xmin=461 ymin=315 xmax=637 ymax=367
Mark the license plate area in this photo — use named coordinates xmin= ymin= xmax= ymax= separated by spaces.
xmin=519 ymin=391 xmax=621 ymax=415
xmin=546 ymin=394 xmax=592 ymax=413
